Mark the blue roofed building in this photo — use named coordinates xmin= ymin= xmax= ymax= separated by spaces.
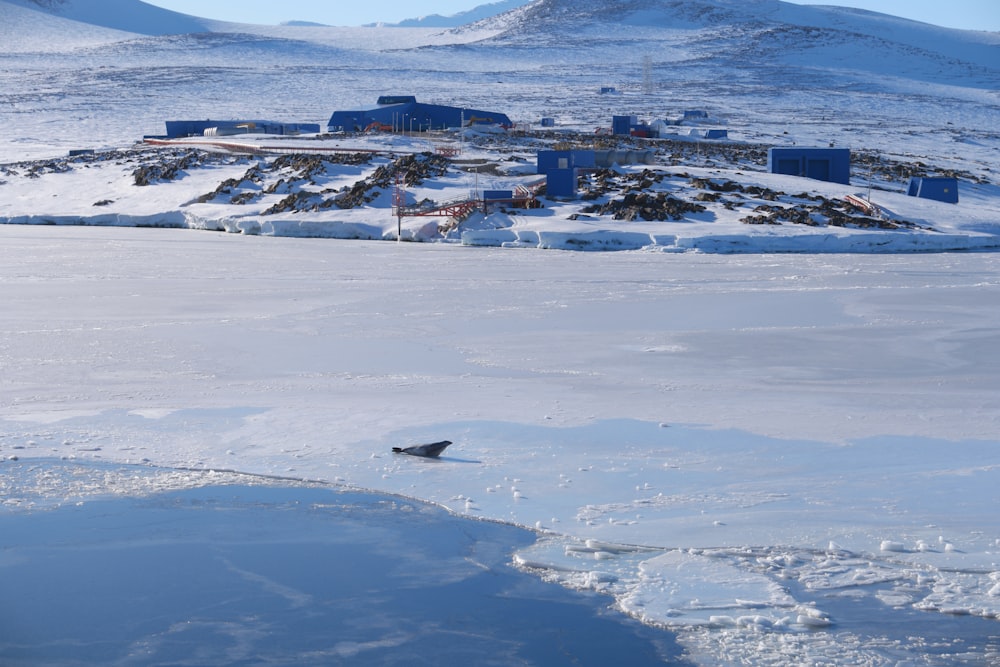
xmin=157 ymin=120 xmax=320 ymax=139
xmin=327 ymin=97 xmax=512 ymax=133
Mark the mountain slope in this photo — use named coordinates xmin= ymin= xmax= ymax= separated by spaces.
xmin=456 ymin=0 xmax=1000 ymax=90
xmin=473 ymin=0 xmax=999 ymax=42
xmin=0 ymin=0 xmax=138 ymax=50
xmin=388 ymin=0 xmax=526 ymax=28
xmin=3 ymin=0 xmax=223 ymax=35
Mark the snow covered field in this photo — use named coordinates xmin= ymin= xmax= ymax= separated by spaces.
xmin=1 ymin=0 xmax=999 ymax=664
xmin=2 ymin=224 xmax=999 ymax=664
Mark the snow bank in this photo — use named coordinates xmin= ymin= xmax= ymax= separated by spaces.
xmin=463 ymin=229 xmax=660 ymax=251
xmin=462 ymin=227 xmax=1000 ymax=253
xmin=0 ymin=212 xmax=187 ymax=228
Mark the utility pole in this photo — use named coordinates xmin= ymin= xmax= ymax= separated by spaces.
xmin=393 ymin=171 xmax=405 ymax=242
xmin=867 ymin=151 xmax=877 ymax=203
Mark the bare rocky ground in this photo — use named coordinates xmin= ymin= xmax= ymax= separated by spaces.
xmin=2 ymin=129 xmax=987 ymax=233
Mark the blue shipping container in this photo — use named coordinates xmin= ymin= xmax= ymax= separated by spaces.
xmin=768 ymin=147 xmax=851 ymax=185
xmin=483 ymin=190 xmax=514 ymax=201
xmin=546 ymin=168 xmax=578 ymax=199
xmin=907 ymin=177 xmax=958 ymax=204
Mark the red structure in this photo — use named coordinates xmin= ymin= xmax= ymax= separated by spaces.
xmin=397 ymin=197 xmax=481 ymax=219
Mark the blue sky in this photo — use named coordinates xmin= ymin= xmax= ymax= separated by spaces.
xmin=143 ymin=1 xmax=1000 ymax=32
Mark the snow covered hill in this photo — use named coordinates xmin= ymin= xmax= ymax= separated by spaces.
xmin=386 ymin=0 xmax=527 ymax=27
xmin=0 ymin=0 xmax=135 ymax=50
xmin=3 ymin=0 xmax=224 ymax=36
xmin=466 ymin=0 xmax=999 ymax=86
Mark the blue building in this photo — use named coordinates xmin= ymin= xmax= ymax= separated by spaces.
xmin=907 ymin=177 xmax=959 ymax=204
xmin=156 ymin=120 xmax=320 ymax=139
xmin=545 ymin=169 xmax=579 ymax=199
xmin=611 ymin=115 xmax=659 ymax=138
xmin=536 ymin=149 xmax=659 ymax=198
xmin=689 ymin=128 xmax=728 ymax=139
xmin=612 ymin=115 xmax=637 ymax=136
xmin=768 ymin=147 xmax=851 ymax=185
xmin=537 ymin=150 xmax=595 ymax=199
xmin=327 ymin=97 xmax=512 ymax=133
